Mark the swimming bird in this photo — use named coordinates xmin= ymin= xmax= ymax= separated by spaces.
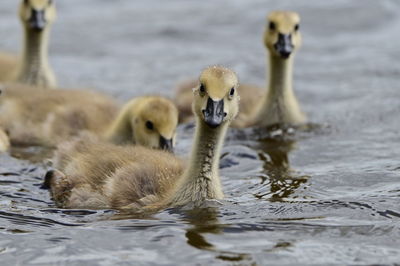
xmin=174 ymin=11 xmax=306 ymax=128
xmin=45 ymin=66 xmax=240 ymax=210
xmin=0 ymin=84 xmax=178 ymax=151
xmin=0 ymin=0 xmax=57 ymax=88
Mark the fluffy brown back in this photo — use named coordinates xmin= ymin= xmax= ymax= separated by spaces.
xmin=0 ymin=84 xmax=119 ymax=146
xmin=0 ymin=53 xmax=17 ymax=82
xmin=174 ymin=79 xmax=198 ymax=123
xmin=52 ymin=137 xmax=184 ymax=209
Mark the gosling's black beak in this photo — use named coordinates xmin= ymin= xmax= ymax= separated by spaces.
xmin=202 ymin=97 xmax=225 ymax=128
xmin=274 ymin=33 xmax=293 ymax=59
xmin=159 ymin=136 xmax=173 ymax=152
xmin=28 ymin=9 xmax=46 ymax=32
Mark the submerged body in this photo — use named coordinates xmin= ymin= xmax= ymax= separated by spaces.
xmin=174 ymin=11 xmax=306 ymax=128
xmin=0 ymin=0 xmax=57 ymax=87
xmin=46 ymin=66 xmax=240 ymax=210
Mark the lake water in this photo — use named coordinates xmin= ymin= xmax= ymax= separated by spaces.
xmin=1 ymin=0 xmax=400 ymax=265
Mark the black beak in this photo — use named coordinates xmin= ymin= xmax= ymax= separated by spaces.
xmin=202 ymin=97 xmax=225 ymax=128
xmin=159 ymin=136 xmax=173 ymax=152
xmin=274 ymin=33 xmax=293 ymax=59
xmin=40 ymin=170 xmax=54 ymax=189
xmin=28 ymin=9 xmax=46 ymax=32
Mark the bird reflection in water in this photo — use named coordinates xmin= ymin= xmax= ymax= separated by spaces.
xmin=254 ymin=138 xmax=309 ymax=202
xmin=181 ymin=207 xmax=251 ymax=262
xmin=183 ymin=207 xmax=219 ymax=251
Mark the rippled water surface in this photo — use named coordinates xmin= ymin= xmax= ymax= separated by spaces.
xmin=1 ymin=0 xmax=400 ymax=265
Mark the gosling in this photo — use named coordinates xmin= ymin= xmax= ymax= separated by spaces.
xmin=44 ymin=66 xmax=240 ymax=210
xmin=0 ymin=85 xmax=178 ymax=151
xmin=175 ymin=11 xmax=306 ymax=128
xmin=0 ymin=0 xmax=56 ymax=88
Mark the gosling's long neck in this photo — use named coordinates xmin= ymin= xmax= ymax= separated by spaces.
xmin=170 ymin=119 xmax=228 ymax=206
xmin=15 ymin=27 xmax=56 ymax=88
xmin=267 ymin=54 xmax=293 ymax=98
xmin=255 ymin=53 xmax=305 ymax=126
xmin=103 ymin=102 xmax=134 ymax=145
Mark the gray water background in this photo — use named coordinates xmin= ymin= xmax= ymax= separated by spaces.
xmin=1 ymin=0 xmax=400 ymax=265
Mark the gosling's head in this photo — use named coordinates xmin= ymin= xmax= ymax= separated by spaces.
xmin=264 ymin=11 xmax=301 ymax=59
xmin=193 ymin=66 xmax=240 ymax=129
xmin=19 ymin=0 xmax=56 ymax=32
xmin=132 ymin=97 xmax=178 ymax=152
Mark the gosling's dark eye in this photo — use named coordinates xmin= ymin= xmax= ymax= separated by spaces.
xmin=24 ymin=0 xmax=29 ymax=4
xmin=294 ymin=24 xmax=299 ymax=31
xmin=229 ymin=87 xmax=235 ymax=97
xmin=145 ymin=121 xmax=154 ymax=130
xmin=269 ymin=22 xmax=276 ymax=30
xmin=199 ymin=83 xmax=205 ymax=93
